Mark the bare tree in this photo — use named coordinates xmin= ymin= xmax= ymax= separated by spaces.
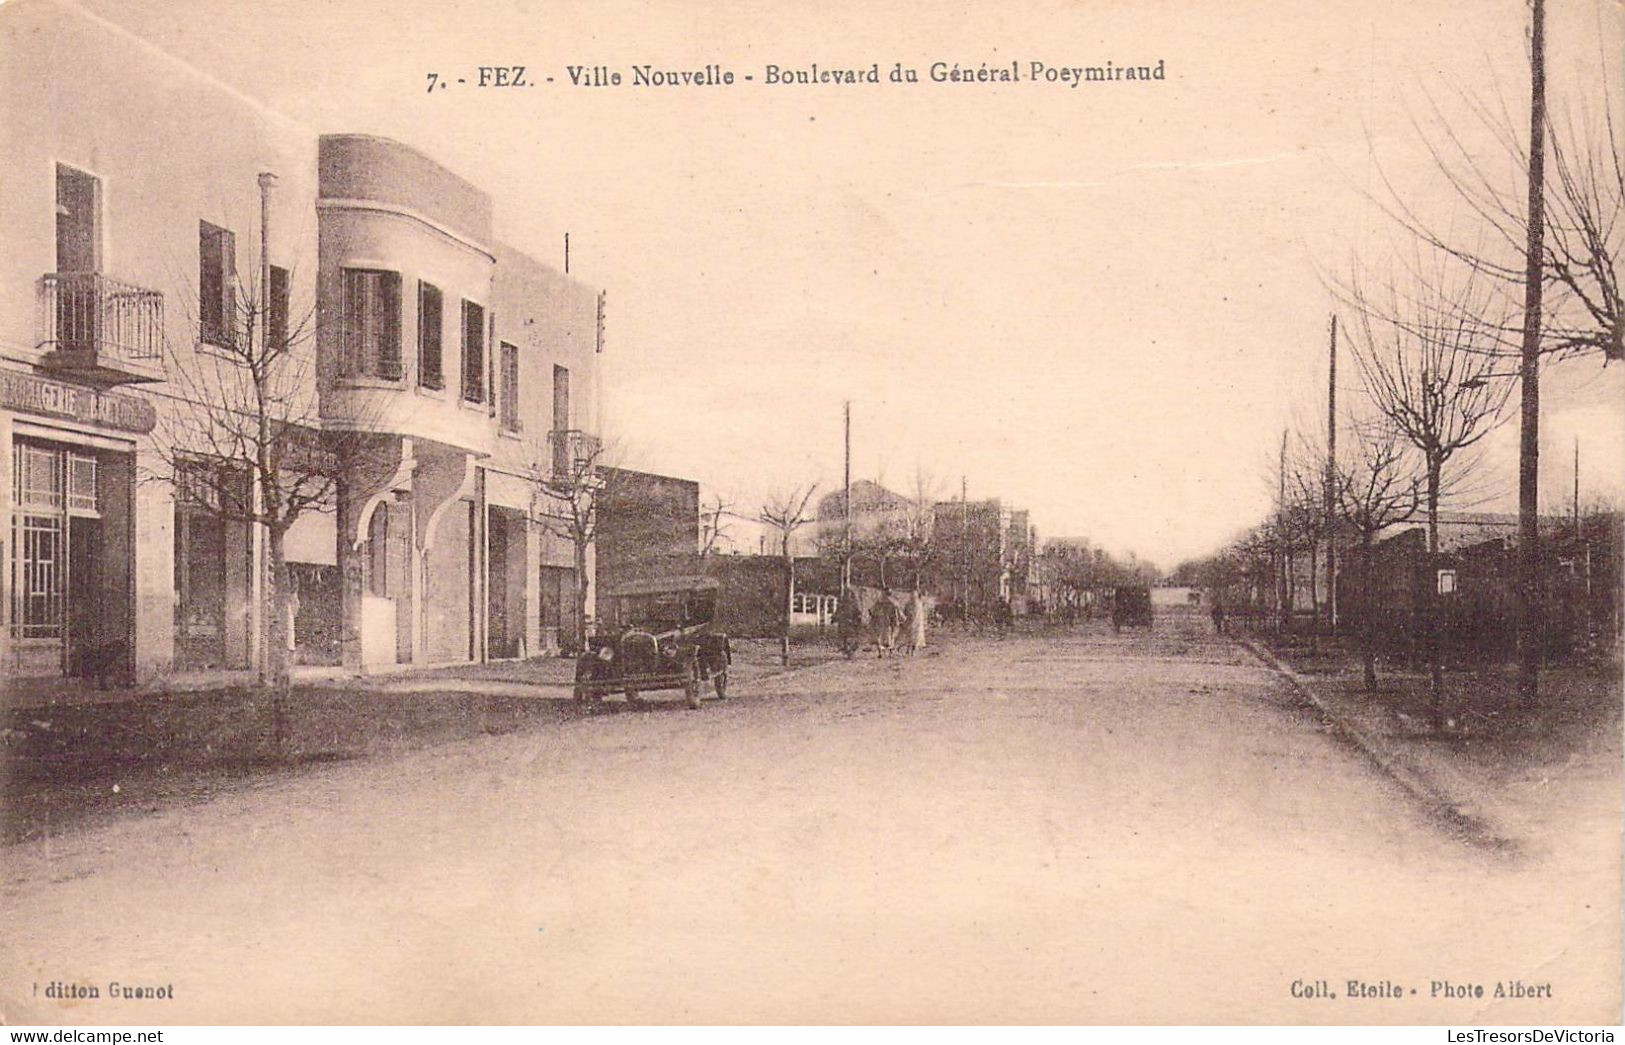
xmin=531 ymin=431 xmax=609 ymax=653
xmin=1334 ymin=424 xmax=1424 ymax=692
xmin=698 ymin=492 xmax=734 ymax=558
xmin=1348 ymin=259 xmax=1515 ymax=723
xmin=1375 ymin=78 xmax=1621 ymax=364
xmin=888 ymin=470 xmax=943 ymax=650
xmin=1280 ymin=433 xmax=1336 ymax=647
xmin=1368 ymin=8 xmax=1617 ymax=703
xmin=759 ymin=483 xmax=819 ymax=666
xmin=151 ymin=175 xmax=392 ymax=746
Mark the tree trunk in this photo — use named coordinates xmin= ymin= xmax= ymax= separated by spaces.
xmin=1426 ymin=461 xmax=1444 ymax=729
xmin=1362 ymin=532 xmax=1378 ymax=692
xmin=782 ymin=549 xmax=794 ymax=667
xmin=573 ymin=537 xmax=589 ymax=654
xmin=265 ymin=523 xmax=292 ymax=753
xmin=1307 ymin=538 xmax=1320 ymax=654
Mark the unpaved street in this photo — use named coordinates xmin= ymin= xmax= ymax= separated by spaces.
xmin=3 ymin=614 xmax=1618 ymax=1024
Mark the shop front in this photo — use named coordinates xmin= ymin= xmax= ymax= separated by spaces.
xmin=1 ymin=371 xmax=153 ymax=683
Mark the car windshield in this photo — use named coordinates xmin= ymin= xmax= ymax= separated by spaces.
xmin=611 ymin=589 xmax=715 ymax=629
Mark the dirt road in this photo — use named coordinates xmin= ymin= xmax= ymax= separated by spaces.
xmin=3 ymin=615 xmax=1618 ymax=1024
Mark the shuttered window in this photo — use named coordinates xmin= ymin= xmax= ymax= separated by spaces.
xmin=418 ymin=282 xmax=443 ymax=390
xmin=199 ymin=222 xmax=236 ymax=348
xmin=340 ymin=269 xmax=401 ymax=380
xmin=461 ymin=300 xmax=485 ymax=403
xmin=499 ymin=341 xmax=521 ymax=432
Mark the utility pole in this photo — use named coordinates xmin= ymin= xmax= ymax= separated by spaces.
xmin=254 ymin=171 xmax=276 ymax=688
xmin=1573 ymin=437 xmax=1580 ymax=542
xmin=1326 ymin=314 xmax=1338 ymax=637
xmin=564 ymin=232 xmax=570 ymax=274
xmin=1517 ymin=0 xmax=1547 ymax=707
xmin=1278 ymin=428 xmax=1288 ymax=632
xmin=843 ymin=401 xmax=852 ymax=593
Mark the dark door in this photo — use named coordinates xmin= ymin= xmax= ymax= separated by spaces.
xmin=65 ymin=516 xmax=100 ymax=676
xmin=487 ymin=509 xmax=512 ymax=658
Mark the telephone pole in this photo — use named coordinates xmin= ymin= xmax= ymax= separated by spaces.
xmin=1278 ymin=429 xmax=1288 ymax=632
xmin=1573 ymin=437 xmax=1580 ymax=542
xmin=1516 ymin=0 xmax=1547 ymax=707
xmin=843 ymin=401 xmax=852 ymax=592
xmin=1326 ymin=313 xmax=1338 ymax=636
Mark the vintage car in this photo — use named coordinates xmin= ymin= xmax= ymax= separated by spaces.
xmin=1110 ymin=585 xmax=1154 ymax=631
xmin=574 ymin=575 xmax=731 ymax=709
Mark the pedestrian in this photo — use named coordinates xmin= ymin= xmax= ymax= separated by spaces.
xmin=834 ymin=589 xmax=862 ymax=659
xmin=1211 ymin=599 xmax=1227 ymax=635
xmin=872 ymin=588 xmax=900 ymax=658
xmin=901 ymin=592 xmax=925 ymax=655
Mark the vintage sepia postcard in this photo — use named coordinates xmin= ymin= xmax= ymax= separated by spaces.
xmin=0 ymin=0 xmax=1621 ymax=1028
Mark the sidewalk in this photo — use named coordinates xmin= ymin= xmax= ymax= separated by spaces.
xmin=1241 ymin=633 xmax=1622 ymax=855
xmin=3 ymin=637 xmax=852 ymax=711
xmin=1 ymin=635 xmax=857 ymax=844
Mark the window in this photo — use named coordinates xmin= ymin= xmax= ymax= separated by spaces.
xmin=9 ymin=442 xmax=99 ymax=643
xmin=499 ymin=342 xmax=521 ymax=432
xmin=268 ymin=265 xmax=289 ymax=354
xmin=15 ymin=443 xmax=63 ymax=511
xmin=418 ymin=282 xmax=444 ymax=390
xmin=66 ymin=453 xmax=97 ymax=514
xmin=340 ymin=269 xmax=401 ymax=380
xmin=199 ymin=222 xmax=236 ymax=348
xmin=461 ymin=300 xmax=485 ymax=403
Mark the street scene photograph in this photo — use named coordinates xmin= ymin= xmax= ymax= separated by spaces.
xmin=0 ymin=0 xmax=1621 ymax=1029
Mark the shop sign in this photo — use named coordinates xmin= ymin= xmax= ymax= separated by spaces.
xmin=0 ymin=370 xmax=156 ymax=434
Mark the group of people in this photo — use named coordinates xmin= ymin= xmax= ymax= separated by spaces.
xmin=834 ymin=587 xmax=920 ymax=659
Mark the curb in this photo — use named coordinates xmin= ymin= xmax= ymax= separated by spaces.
xmin=1237 ymin=637 xmax=1512 ymax=850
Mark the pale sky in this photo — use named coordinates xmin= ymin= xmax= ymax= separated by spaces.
xmin=66 ymin=0 xmax=1625 ymax=568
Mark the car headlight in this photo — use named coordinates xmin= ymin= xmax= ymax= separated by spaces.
xmin=660 ymin=642 xmax=677 ymax=660
xmin=596 ymin=646 xmax=615 ymax=662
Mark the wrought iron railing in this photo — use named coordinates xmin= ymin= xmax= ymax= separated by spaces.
xmin=39 ymin=272 xmax=164 ymax=362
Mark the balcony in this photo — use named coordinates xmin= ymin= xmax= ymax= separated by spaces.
xmin=37 ymin=273 xmax=165 ymax=386
xmin=548 ymin=428 xmax=601 ymax=479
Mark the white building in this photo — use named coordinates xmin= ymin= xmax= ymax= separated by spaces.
xmin=0 ymin=0 xmax=603 ymax=685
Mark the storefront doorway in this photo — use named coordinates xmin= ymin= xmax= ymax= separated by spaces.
xmin=9 ymin=437 xmax=132 ymax=680
xmin=172 ymin=458 xmax=252 ymax=671
xmin=487 ymin=505 xmax=527 ymax=660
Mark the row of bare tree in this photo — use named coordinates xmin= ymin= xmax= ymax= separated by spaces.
xmin=1186 ymin=2 xmax=1620 ymax=722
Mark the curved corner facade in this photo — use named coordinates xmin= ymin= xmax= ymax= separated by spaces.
xmin=0 ymin=2 xmax=603 ymax=689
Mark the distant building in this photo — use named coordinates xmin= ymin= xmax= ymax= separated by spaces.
xmin=927 ymin=497 xmax=1008 ymax=620
xmin=814 ymin=480 xmax=915 ymax=552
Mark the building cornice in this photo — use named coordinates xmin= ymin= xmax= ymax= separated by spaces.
xmin=317 ymin=198 xmax=496 ymax=263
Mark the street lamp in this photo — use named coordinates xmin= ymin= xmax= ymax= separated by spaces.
xmin=1459 ymin=371 xmax=1520 ymax=390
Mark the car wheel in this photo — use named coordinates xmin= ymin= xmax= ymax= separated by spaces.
xmin=624 ymin=686 xmax=643 ymax=708
xmin=685 ymin=664 xmax=703 ymax=709
xmin=712 ymin=669 xmax=728 ymax=700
